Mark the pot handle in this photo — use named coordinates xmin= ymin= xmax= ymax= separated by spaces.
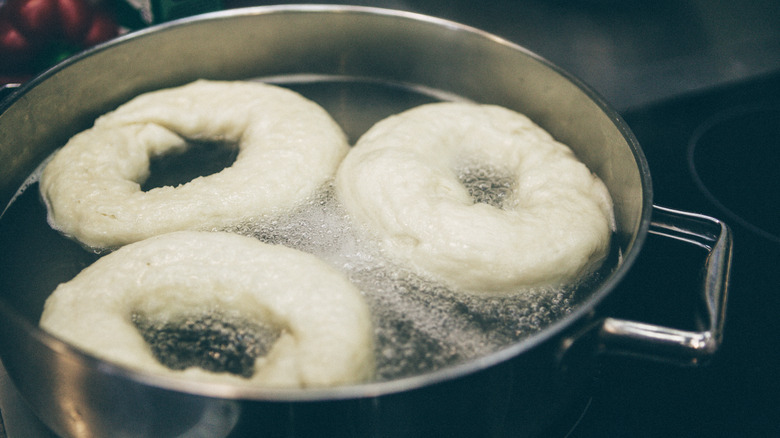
xmin=595 ymin=205 xmax=732 ymax=365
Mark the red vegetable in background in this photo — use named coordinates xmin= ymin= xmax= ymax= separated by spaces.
xmin=8 ymin=0 xmax=92 ymax=42
xmin=0 ymin=0 xmax=119 ymax=77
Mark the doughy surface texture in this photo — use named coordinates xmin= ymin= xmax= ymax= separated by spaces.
xmin=39 ymin=231 xmax=374 ymax=388
xmin=39 ymin=80 xmax=349 ymax=250
xmin=336 ymin=102 xmax=615 ymax=293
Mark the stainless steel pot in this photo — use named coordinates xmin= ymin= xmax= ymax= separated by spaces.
xmin=0 ymin=5 xmax=731 ymax=437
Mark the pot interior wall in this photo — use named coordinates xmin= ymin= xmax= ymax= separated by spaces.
xmin=1 ymin=7 xmax=649 ymax=257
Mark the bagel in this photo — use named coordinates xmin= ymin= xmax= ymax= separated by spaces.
xmin=39 ymin=80 xmax=349 ymax=250
xmin=39 ymin=231 xmax=375 ymax=388
xmin=335 ymin=102 xmax=614 ymax=293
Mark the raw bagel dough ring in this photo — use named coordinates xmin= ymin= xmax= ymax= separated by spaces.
xmin=336 ymin=102 xmax=615 ymax=293
xmin=39 ymin=80 xmax=349 ymax=250
xmin=39 ymin=231 xmax=375 ymax=388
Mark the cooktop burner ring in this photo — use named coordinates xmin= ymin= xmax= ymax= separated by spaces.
xmin=687 ymin=104 xmax=780 ymax=244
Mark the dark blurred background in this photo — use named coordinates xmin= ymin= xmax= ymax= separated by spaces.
xmin=221 ymin=0 xmax=780 ymax=113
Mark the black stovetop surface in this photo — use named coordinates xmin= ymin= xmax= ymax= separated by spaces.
xmin=570 ymin=72 xmax=780 ymax=438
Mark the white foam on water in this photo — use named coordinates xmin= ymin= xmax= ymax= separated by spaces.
xmin=227 ymin=181 xmax=584 ymax=381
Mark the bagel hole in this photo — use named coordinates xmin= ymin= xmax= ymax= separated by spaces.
xmin=457 ymin=165 xmax=515 ymax=208
xmin=132 ymin=312 xmax=281 ymax=378
xmin=141 ymin=140 xmax=239 ymax=191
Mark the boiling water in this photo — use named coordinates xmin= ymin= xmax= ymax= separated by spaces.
xmin=0 ymin=78 xmax=609 ymax=383
xmin=227 ymin=182 xmax=596 ymax=381
xmin=458 ymin=165 xmax=515 ymax=209
xmin=132 ymin=312 xmax=281 ymax=378
xmin=142 ymin=140 xmax=239 ymax=192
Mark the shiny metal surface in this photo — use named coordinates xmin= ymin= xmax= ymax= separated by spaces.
xmin=600 ymin=206 xmax=732 ymax=364
xmin=0 ymin=5 xmax=732 ymax=437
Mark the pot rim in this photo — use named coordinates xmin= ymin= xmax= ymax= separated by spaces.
xmin=0 ymin=4 xmax=654 ymax=402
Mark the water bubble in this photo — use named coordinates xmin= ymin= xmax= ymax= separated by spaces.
xmin=457 ymin=164 xmax=515 ymax=208
xmin=129 ymin=178 xmax=593 ymax=380
xmin=132 ymin=312 xmax=281 ymax=378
